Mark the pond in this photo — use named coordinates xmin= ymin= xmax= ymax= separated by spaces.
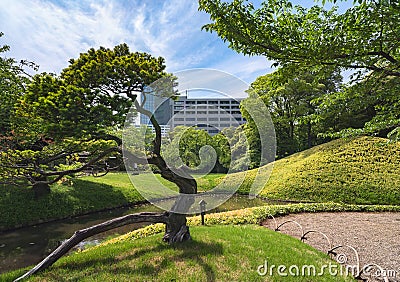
xmin=0 ymin=195 xmax=277 ymax=274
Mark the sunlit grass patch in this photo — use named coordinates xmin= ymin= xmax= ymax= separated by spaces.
xmin=3 ymin=225 xmax=355 ymax=282
xmin=224 ymin=137 xmax=400 ymax=204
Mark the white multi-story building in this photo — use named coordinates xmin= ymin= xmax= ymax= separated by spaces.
xmin=169 ymin=95 xmax=246 ymax=135
xmin=137 ymin=91 xmax=247 ymax=136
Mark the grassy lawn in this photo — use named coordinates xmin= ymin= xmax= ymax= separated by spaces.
xmin=2 ymin=202 xmax=398 ymax=281
xmin=82 ymin=172 xmax=224 ymax=194
xmin=223 ymin=136 xmax=400 ymax=205
xmin=2 ymin=225 xmax=354 ymax=282
xmin=0 ymin=173 xmax=224 ymax=231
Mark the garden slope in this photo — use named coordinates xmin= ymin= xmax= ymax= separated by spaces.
xmin=236 ymin=136 xmax=400 ymax=204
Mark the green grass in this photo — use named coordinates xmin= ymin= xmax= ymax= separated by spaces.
xmin=81 ymin=173 xmax=178 ymax=192
xmin=0 ymin=173 xmax=224 ymax=231
xmin=82 ymin=172 xmax=224 ymax=197
xmin=1 ymin=225 xmax=354 ymax=282
xmin=4 ymin=202 xmax=396 ymax=281
xmin=224 ymin=136 xmax=400 ymax=204
xmin=0 ymin=178 xmax=144 ymax=231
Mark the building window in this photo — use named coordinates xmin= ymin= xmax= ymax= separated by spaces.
xmin=220 ymin=117 xmax=230 ymax=121
xmin=209 ymin=111 xmax=219 ymax=114
xmin=208 ymin=129 xmax=219 ymax=134
xmin=197 ymin=106 xmax=207 ymax=109
xmin=186 ymin=111 xmax=195 ymax=114
xmin=231 ymin=111 xmax=241 ymax=115
xmin=186 ymin=101 xmax=196 ymax=104
xmin=174 ymin=106 xmax=184 ymax=110
xmin=174 ymin=118 xmax=184 ymax=121
xmin=220 ymin=106 xmax=230 ymax=109
xmin=186 ymin=118 xmax=196 ymax=121
xmin=198 ymin=118 xmax=207 ymax=121
xmin=197 ymin=101 xmax=207 ymax=104
xmin=208 ymin=117 xmax=218 ymax=121
xmin=220 ymin=100 xmax=230 ymax=104
xmin=197 ymin=111 xmax=207 ymax=114
xmin=220 ymin=123 xmax=231 ymax=127
xmin=208 ymin=101 xmax=219 ymax=104
xmin=174 ymin=101 xmax=184 ymax=105
xmin=197 ymin=124 xmax=207 ymax=127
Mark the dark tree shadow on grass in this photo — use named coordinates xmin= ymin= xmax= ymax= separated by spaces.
xmin=47 ymin=239 xmax=223 ymax=282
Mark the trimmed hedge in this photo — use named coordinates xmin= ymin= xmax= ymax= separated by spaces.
xmin=99 ymin=202 xmax=400 ymax=246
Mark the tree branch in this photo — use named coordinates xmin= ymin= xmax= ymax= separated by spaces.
xmin=319 ymin=61 xmax=400 ymax=77
xmin=39 ymin=151 xmax=78 ymax=165
xmin=40 ymin=147 xmax=120 ymax=177
xmin=93 ymin=133 xmax=123 ymax=146
xmin=367 ymin=51 xmax=398 ymax=64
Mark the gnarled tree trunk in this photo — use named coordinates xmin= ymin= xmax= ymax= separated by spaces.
xmin=32 ymin=176 xmax=50 ymax=198
xmin=158 ymin=162 xmax=197 ymax=243
xmin=163 ymin=213 xmax=191 ymax=243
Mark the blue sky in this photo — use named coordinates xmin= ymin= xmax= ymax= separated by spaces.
xmin=0 ymin=0 xmax=355 ymax=85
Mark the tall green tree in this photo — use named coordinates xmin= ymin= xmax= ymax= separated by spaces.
xmin=0 ymin=32 xmax=30 ymax=141
xmin=317 ymin=74 xmax=400 ymax=139
xmin=8 ymin=44 xmax=161 ymax=196
xmin=246 ymin=67 xmax=342 ymax=158
xmin=14 ymin=43 xmax=204 ymax=281
xmin=163 ymin=126 xmax=228 ymax=173
xmin=212 ymin=128 xmax=232 ymax=172
xmin=199 ymin=0 xmax=400 ymax=137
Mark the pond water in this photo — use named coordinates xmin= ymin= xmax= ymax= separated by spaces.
xmin=0 ymin=195 xmax=274 ymax=274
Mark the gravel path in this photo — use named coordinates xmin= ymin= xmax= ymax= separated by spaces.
xmin=262 ymin=212 xmax=400 ymax=282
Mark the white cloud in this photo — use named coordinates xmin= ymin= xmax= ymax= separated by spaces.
xmin=0 ymin=0 xmax=127 ymax=73
xmin=125 ymin=1 xmax=215 ymax=71
xmin=175 ymin=69 xmax=249 ymax=98
xmin=0 ymin=0 xmax=271 ymax=83
xmin=211 ymin=54 xmax=275 ymax=84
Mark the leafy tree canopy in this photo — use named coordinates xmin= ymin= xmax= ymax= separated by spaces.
xmin=245 ymin=66 xmax=342 ymax=158
xmin=199 ymin=0 xmax=400 ymax=79
xmin=200 ymin=0 xmax=400 ymax=138
xmin=0 ymin=32 xmax=31 ymax=139
xmin=163 ymin=126 xmax=218 ymax=171
xmin=318 ymin=74 xmax=400 ymax=139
